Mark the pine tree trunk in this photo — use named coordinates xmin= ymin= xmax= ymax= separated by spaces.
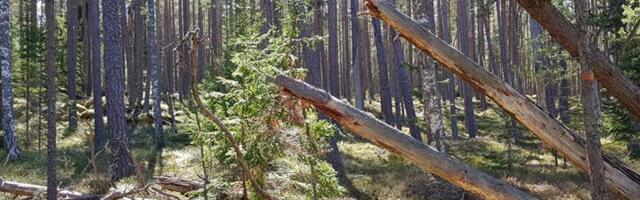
xmin=437 ymin=0 xmax=458 ymax=140
xmin=89 ymin=0 xmax=106 ymax=151
xmin=419 ymin=0 xmax=446 ymax=150
xmin=0 ymin=0 xmax=20 ymax=160
xmin=147 ymin=0 xmax=165 ymax=148
xmin=313 ymin=0 xmax=327 ymax=90
xmin=328 ymin=0 xmax=339 ymax=96
xmin=44 ymin=0 xmax=57 ymax=198
xmin=132 ymin=0 xmax=145 ymax=110
xmin=351 ymin=0 xmax=364 ymax=109
xmin=67 ymin=0 xmax=79 ymax=131
xmin=103 ymin=0 xmax=135 ymax=181
xmin=457 ymin=0 xmax=477 ymax=138
xmin=340 ymin=0 xmax=350 ymax=100
xmin=301 ymin=2 xmax=347 ymax=186
xmin=387 ymin=0 xmax=420 ymax=141
xmin=196 ymin=0 xmax=204 ymax=81
xmin=372 ymin=19 xmax=394 ymax=125
xmin=574 ymin=1 xmax=609 ymax=199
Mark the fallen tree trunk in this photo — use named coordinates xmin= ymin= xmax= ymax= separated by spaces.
xmin=275 ymin=76 xmax=536 ymax=200
xmin=515 ymin=0 xmax=640 ymax=120
xmin=362 ymin=0 xmax=640 ymax=199
xmin=0 ymin=178 xmax=97 ymax=199
xmin=0 ymin=176 xmax=204 ymax=199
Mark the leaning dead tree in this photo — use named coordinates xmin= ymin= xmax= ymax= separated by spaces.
xmin=362 ymin=0 xmax=640 ymax=199
xmin=275 ymin=76 xmax=536 ymax=200
xmin=516 ymin=0 xmax=640 ymax=120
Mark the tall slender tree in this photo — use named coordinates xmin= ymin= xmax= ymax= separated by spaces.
xmin=419 ymin=0 xmax=446 ymax=150
xmin=148 ymin=0 xmax=164 ymax=148
xmin=328 ymin=0 xmax=339 ymax=96
xmin=574 ymin=0 xmax=608 ymax=199
xmin=389 ymin=0 xmax=420 ymax=141
xmin=67 ymin=0 xmax=79 ymax=131
xmin=0 ymin=0 xmax=20 ymax=160
xmin=372 ymin=18 xmax=394 ymax=126
xmin=89 ymin=0 xmax=106 ymax=151
xmin=45 ymin=0 xmax=57 ymax=198
xmin=103 ymin=0 xmax=135 ymax=180
xmin=313 ymin=0 xmax=327 ymax=90
xmin=131 ymin=0 xmax=145 ymax=110
xmin=340 ymin=0 xmax=350 ymax=100
xmin=351 ymin=0 xmax=364 ymax=109
xmin=438 ymin=0 xmax=458 ymax=139
xmin=457 ymin=0 xmax=478 ymax=138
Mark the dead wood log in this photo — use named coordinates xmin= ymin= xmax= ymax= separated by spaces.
xmin=515 ymin=0 xmax=640 ymax=120
xmin=152 ymin=176 xmax=204 ymax=194
xmin=1 ymin=177 xmax=205 ymax=199
xmin=362 ymin=0 xmax=640 ymax=199
xmin=0 ymin=178 xmax=97 ymax=199
xmin=275 ymin=75 xmax=536 ymax=200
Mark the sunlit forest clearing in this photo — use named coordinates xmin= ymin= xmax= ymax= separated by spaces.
xmin=1 ymin=0 xmax=640 ymax=199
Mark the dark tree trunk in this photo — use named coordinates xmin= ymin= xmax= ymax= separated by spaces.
xmin=0 ymin=0 xmax=20 ymax=160
xmin=457 ymin=0 xmax=477 ymax=138
xmin=180 ymin=0 xmax=191 ymax=100
xmin=372 ymin=19 xmax=394 ymax=125
xmin=210 ymin=0 xmax=221 ymax=75
xmin=260 ymin=0 xmax=275 ymax=34
xmin=131 ymin=0 xmax=145 ymax=110
xmin=438 ymin=0 xmax=458 ymax=139
xmin=124 ymin=0 xmax=133 ymax=109
xmin=328 ymin=0 xmax=339 ymax=96
xmin=82 ymin=1 xmax=92 ymax=96
xmin=67 ymin=0 xmax=79 ymax=131
xmin=103 ymin=0 xmax=135 ymax=181
xmin=558 ymin=59 xmax=570 ymax=125
xmin=340 ymin=0 xmax=350 ymax=100
xmin=196 ymin=0 xmax=204 ymax=81
xmin=351 ymin=0 xmax=364 ymax=109
xmin=313 ymin=0 xmax=327 ymax=90
xmin=45 ymin=0 xmax=57 ymax=198
xmin=89 ymin=0 xmax=106 ymax=151
xmin=301 ymin=2 xmax=348 ymax=186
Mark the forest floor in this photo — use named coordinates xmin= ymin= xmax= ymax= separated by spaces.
xmin=1 ymin=95 xmax=639 ymax=200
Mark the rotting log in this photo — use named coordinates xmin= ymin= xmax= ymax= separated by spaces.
xmin=275 ymin=75 xmax=537 ymax=200
xmin=515 ymin=0 xmax=640 ymax=120
xmin=362 ymin=0 xmax=640 ymax=199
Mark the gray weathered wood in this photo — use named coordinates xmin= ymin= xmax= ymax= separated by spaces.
xmin=275 ymin=75 xmax=536 ymax=200
xmin=363 ymin=0 xmax=640 ymax=199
